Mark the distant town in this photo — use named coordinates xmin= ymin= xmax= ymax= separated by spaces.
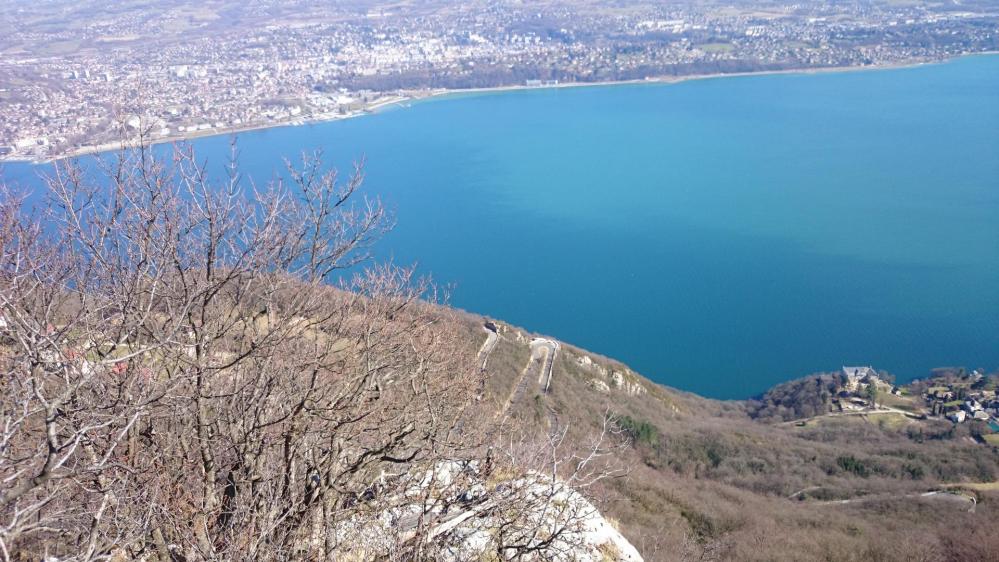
xmin=2 ymin=0 xmax=998 ymax=161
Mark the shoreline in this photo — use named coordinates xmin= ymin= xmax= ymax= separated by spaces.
xmin=5 ymin=51 xmax=997 ymax=165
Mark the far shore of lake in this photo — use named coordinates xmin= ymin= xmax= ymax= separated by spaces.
xmin=5 ymin=51 xmax=997 ymax=165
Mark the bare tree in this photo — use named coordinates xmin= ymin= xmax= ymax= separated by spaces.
xmin=1 ymin=139 xmax=632 ymax=562
xmin=0 ymin=139 xmax=491 ymax=561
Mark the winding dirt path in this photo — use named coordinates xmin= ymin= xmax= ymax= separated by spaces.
xmin=802 ymin=490 xmax=977 ymax=512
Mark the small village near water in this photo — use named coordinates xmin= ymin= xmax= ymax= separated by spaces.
xmin=822 ymin=366 xmax=999 ymax=446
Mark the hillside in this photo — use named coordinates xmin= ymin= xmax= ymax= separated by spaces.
xmin=4 ymin=147 xmax=997 ymax=562
xmin=0 ymin=150 xmax=653 ymax=562
xmin=463 ymin=315 xmax=999 ymax=561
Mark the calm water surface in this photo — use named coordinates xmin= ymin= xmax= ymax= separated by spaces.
xmin=5 ymin=55 xmax=999 ymax=398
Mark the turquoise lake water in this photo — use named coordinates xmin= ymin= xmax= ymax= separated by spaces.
xmin=4 ymin=55 xmax=998 ymax=398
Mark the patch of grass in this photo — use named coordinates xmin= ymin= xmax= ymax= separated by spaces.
xmin=877 ymin=393 xmax=920 ymax=412
xmin=697 ymin=42 xmax=734 ymax=54
xmin=945 ymin=480 xmax=999 ymax=491
xmin=875 ymin=413 xmax=914 ymax=431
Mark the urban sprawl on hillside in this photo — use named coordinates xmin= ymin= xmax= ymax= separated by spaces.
xmin=1 ymin=0 xmax=998 ymax=161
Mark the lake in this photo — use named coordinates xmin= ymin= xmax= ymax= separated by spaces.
xmin=3 ymin=55 xmax=998 ymax=399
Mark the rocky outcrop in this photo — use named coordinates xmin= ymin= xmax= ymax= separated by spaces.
xmin=611 ymin=370 xmax=647 ymax=397
xmin=577 ymin=354 xmax=609 ymax=377
xmin=334 ymin=461 xmax=643 ymax=561
xmin=576 ymin=353 xmax=647 ymax=397
xmin=589 ymin=378 xmax=611 ymax=393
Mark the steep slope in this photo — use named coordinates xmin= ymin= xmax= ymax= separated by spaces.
xmin=463 ymin=315 xmax=999 ymax=562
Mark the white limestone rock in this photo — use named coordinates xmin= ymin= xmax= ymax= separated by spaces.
xmin=589 ymin=379 xmax=611 ymax=393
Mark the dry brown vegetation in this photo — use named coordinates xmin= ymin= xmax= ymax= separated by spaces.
xmin=0 ymin=144 xmax=631 ymax=561
xmin=4 ymin=139 xmax=997 ymax=562
xmin=482 ymin=335 xmax=999 ymax=561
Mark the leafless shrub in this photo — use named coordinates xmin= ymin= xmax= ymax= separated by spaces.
xmin=0 ymin=140 xmax=491 ymax=561
xmin=453 ymin=410 xmax=631 ymax=559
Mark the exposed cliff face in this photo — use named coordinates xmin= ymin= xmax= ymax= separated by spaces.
xmin=333 ymin=461 xmax=643 ymax=561
xmin=576 ymin=353 xmax=647 ymax=397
